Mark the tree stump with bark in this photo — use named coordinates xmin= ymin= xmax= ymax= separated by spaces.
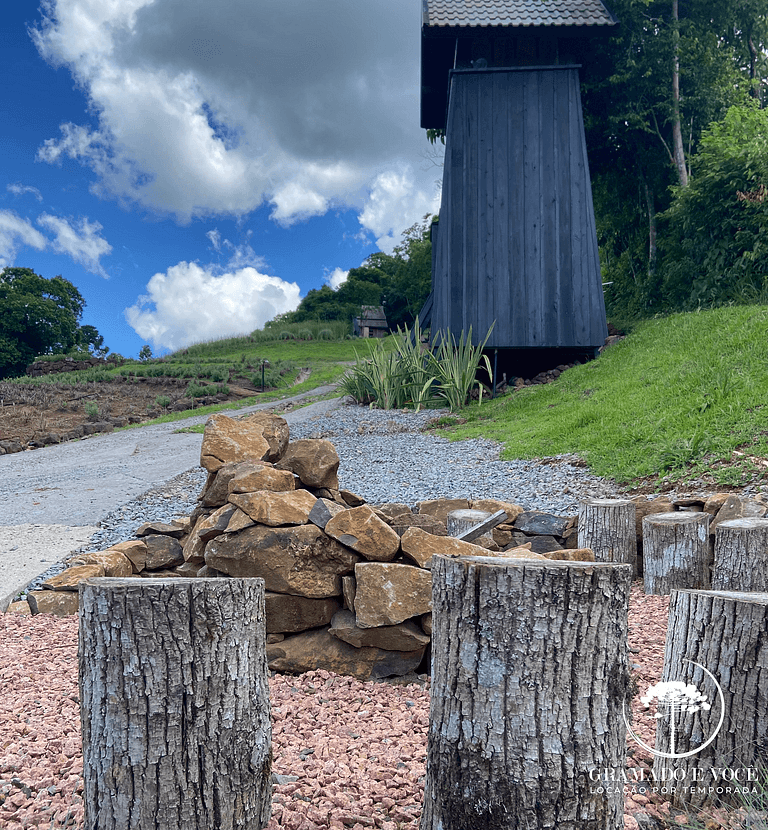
xmin=642 ymin=512 xmax=710 ymax=595
xmin=447 ymin=509 xmax=494 ymax=547
xmin=578 ymin=499 xmax=637 ymax=574
xmin=712 ymin=517 xmax=768 ymax=592
xmin=421 ymin=555 xmax=632 ymax=830
xmin=650 ymin=588 xmax=768 ymax=810
xmin=79 ymin=577 xmax=272 ymax=830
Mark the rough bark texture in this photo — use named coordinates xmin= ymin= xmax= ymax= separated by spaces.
xmin=712 ymin=517 xmax=768 ymax=592
xmin=79 ymin=577 xmax=272 ymax=830
xmin=421 ymin=556 xmax=632 ymax=830
xmin=653 ymin=589 xmax=768 ymax=809
xmin=642 ymin=512 xmax=710 ymax=595
xmin=578 ymin=499 xmax=637 ymax=574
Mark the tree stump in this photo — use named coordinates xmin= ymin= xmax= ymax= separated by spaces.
xmin=447 ymin=508 xmax=494 ymax=547
xmin=642 ymin=512 xmax=710 ymax=595
xmin=79 ymin=578 xmax=272 ymax=830
xmin=650 ymin=588 xmax=768 ymax=810
xmin=578 ymin=499 xmax=637 ymax=574
xmin=421 ymin=555 xmax=632 ymax=830
xmin=712 ymin=517 xmax=768 ymax=592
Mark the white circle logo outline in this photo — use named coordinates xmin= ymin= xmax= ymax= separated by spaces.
xmin=622 ymin=659 xmax=725 ymax=759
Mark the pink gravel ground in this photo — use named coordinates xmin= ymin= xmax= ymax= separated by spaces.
xmin=1 ymin=580 xmax=672 ymax=830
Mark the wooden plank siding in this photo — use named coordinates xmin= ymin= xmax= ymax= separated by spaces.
xmin=431 ymin=66 xmax=608 ymax=350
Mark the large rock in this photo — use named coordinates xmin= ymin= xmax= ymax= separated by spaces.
xmin=375 ymin=503 xmax=413 ymax=521
xmin=514 ymin=511 xmax=568 ymax=537
xmin=308 ymin=498 xmax=347 ymax=530
xmin=711 ymin=494 xmax=767 ymax=534
xmin=205 ymin=524 xmax=358 ymax=597
xmin=274 ymin=439 xmax=340 ymax=489
xmin=27 ymin=591 xmax=79 ymax=616
xmin=633 ymin=497 xmax=674 ymax=539
xmin=240 ymin=412 xmax=289 ymax=462
xmin=200 ymin=414 xmax=272 ymax=472
xmin=400 ymin=527 xmax=546 ymax=569
xmin=265 ymin=592 xmax=340 ymax=633
xmin=200 ymin=461 xmax=258 ymax=507
xmin=400 ymin=527 xmax=488 ymax=568
xmin=143 ymin=535 xmax=184 ymax=570
xmin=68 ymin=551 xmax=133 ymax=577
xmin=416 ymin=498 xmax=470 ymax=526
xmin=329 ymin=610 xmax=430 ymax=651
xmin=109 ymin=539 xmax=148 ymax=572
xmin=195 ymin=504 xmax=237 ymax=542
xmin=266 ymin=626 xmax=426 ymax=681
xmin=135 ymin=521 xmax=185 ymax=538
xmin=42 ymin=564 xmax=105 ymax=591
xmin=354 ymin=562 xmax=432 ymax=627
xmin=227 ymin=464 xmax=296 ymax=495
xmin=324 ymin=505 xmax=401 ymax=562
xmin=388 ymin=512 xmax=448 ymax=538
xmin=229 ymin=489 xmax=317 ymax=526
xmin=470 ymin=498 xmax=524 ymax=523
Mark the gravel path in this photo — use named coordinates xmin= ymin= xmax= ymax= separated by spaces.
xmin=6 ymin=397 xmax=621 ymax=604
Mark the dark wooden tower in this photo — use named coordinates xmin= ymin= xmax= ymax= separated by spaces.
xmin=421 ymin=0 xmax=616 ymax=371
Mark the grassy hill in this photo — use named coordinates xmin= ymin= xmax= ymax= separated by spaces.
xmin=8 ymin=308 xmax=768 ymax=490
xmin=436 ymin=306 xmax=768 ymax=487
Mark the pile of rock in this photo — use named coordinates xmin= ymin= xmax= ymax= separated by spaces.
xmin=10 ymin=412 xmax=595 ymax=680
xmin=25 ymin=356 xmax=112 ymax=377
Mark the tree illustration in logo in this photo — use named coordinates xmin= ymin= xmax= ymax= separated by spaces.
xmin=623 ymin=661 xmax=725 ymax=759
xmin=640 ymin=680 xmax=712 ymax=755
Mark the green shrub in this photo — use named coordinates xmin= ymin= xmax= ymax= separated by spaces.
xmin=318 ymin=329 xmax=334 ymax=340
xmin=155 ymin=395 xmax=171 ymax=409
xmin=298 ymin=329 xmax=314 ymax=340
xmin=84 ymin=401 xmax=99 ymax=420
xmin=339 ymin=320 xmax=493 ymax=412
xmin=278 ymin=331 xmax=295 ymax=340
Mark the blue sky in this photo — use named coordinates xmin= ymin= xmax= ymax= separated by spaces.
xmin=1 ymin=0 xmax=442 ymax=358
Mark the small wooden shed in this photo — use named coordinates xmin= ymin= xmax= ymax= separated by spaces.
xmin=421 ymin=0 xmax=616 ymax=366
xmin=353 ymin=306 xmax=389 ymax=338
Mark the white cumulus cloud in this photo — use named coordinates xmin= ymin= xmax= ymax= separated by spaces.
xmin=32 ymin=0 xmax=441 ymax=245
xmin=326 ymin=267 xmax=349 ymax=290
xmin=0 ymin=211 xmax=48 ymax=268
xmin=124 ymin=261 xmax=301 ymax=351
xmin=37 ymin=214 xmax=113 ymax=277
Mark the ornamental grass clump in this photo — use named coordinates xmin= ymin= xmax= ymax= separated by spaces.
xmin=339 ymin=320 xmax=493 ymax=411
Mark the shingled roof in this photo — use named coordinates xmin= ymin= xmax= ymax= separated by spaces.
xmin=423 ymin=0 xmax=616 ymax=29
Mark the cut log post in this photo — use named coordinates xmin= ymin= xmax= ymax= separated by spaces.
xmin=651 ymin=588 xmax=768 ymax=810
xmin=421 ymin=555 xmax=632 ymax=830
xmin=79 ymin=577 xmax=272 ymax=830
xmin=578 ymin=498 xmax=637 ymax=574
xmin=447 ymin=508 xmax=493 ymax=546
xmin=454 ymin=509 xmax=508 ymax=543
xmin=713 ymin=517 xmax=768 ymax=592
xmin=642 ymin=511 xmax=710 ymax=595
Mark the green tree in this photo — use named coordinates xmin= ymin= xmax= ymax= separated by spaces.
xmin=660 ymin=103 xmax=768 ymax=308
xmin=76 ymin=324 xmax=109 ymax=357
xmin=281 ymin=216 xmax=434 ymax=330
xmin=0 ymin=267 xmax=86 ymax=378
xmin=582 ymin=0 xmax=768 ymax=320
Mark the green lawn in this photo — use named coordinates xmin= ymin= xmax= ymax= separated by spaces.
xmin=436 ymin=306 xmax=768 ymax=486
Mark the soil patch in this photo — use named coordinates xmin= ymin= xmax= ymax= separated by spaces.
xmin=0 ymin=376 xmax=264 ymax=449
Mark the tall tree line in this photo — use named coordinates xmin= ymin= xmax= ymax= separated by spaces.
xmin=582 ymin=0 xmax=768 ymax=321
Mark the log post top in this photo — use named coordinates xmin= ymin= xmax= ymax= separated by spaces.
xmin=715 ymin=517 xmax=768 ymax=530
xmin=671 ymin=588 xmax=768 ymax=605
xmin=81 ymin=577 xmax=266 ymax=589
xmin=579 ymin=498 xmax=634 ymax=506
xmin=435 ymin=553 xmax=632 ymax=573
xmin=642 ymin=511 xmax=710 ymax=525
